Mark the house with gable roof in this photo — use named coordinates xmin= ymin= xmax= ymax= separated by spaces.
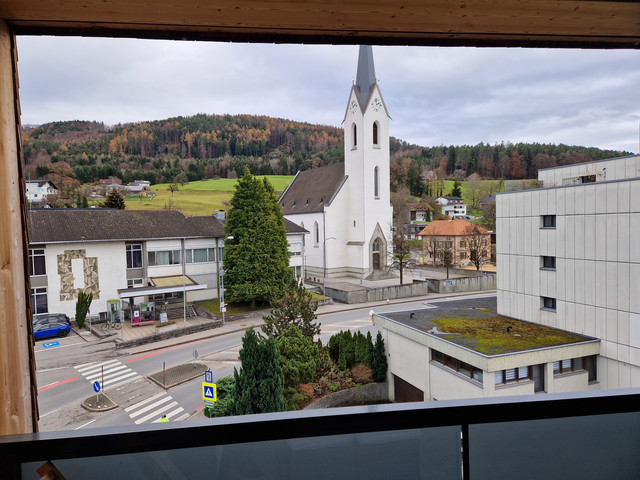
xmin=279 ymin=46 xmax=393 ymax=281
xmin=419 ymin=219 xmax=491 ymax=267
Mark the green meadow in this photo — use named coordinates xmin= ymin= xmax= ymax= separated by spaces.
xmin=124 ymin=175 xmax=295 ymax=217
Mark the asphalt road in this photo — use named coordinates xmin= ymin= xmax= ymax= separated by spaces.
xmin=35 ymin=294 xmax=492 ymax=431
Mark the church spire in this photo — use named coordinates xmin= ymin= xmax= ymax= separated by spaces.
xmin=355 ymin=45 xmax=376 ymax=104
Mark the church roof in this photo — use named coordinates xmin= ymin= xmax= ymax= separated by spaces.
xmin=356 ymin=45 xmax=376 ymax=105
xmin=279 ymin=162 xmax=346 ymax=215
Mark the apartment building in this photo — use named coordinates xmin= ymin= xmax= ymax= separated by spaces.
xmin=496 ymin=154 xmax=640 ymax=389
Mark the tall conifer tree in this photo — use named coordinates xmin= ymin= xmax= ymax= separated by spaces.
xmin=224 ymin=168 xmax=292 ymax=307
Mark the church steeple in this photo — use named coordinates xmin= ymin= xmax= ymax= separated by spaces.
xmin=355 ymin=45 xmax=376 ymax=104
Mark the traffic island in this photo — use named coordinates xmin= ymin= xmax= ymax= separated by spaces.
xmin=148 ymin=362 xmax=209 ymax=389
xmin=82 ymin=392 xmax=118 ymax=412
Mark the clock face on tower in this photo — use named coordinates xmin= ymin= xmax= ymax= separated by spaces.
xmin=371 ymin=98 xmax=383 ymax=112
xmin=349 ymin=100 xmax=359 ymax=114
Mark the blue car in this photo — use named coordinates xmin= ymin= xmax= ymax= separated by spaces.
xmin=33 ymin=313 xmax=71 ymax=340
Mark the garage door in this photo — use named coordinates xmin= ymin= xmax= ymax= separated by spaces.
xmin=393 ymin=374 xmax=424 ymax=403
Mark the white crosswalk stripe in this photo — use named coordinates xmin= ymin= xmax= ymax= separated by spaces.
xmin=124 ymin=393 xmax=190 ymax=424
xmin=75 ymin=359 xmax=141 ymax=390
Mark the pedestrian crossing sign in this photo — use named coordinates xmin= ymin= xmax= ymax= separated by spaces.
xmin=202 ymin=382 xmax=217 ymax=402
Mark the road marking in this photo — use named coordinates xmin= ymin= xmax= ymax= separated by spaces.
xmin=125 ymin=393 xmax=187 ymax=424
xmin=127 ymin=337 xmax=210 ymax=362
xmin=34 ymin=340 xmax=85 ymax=353
xmin=37 ymin=376 xmax=79 ymax=393
xmin=74 ymin=419 xmax=96 ymax=430
xmin=39 ymin=407 xmax=62 ymax=418
xmin=75 ymin=360 xmax=140 ymax=390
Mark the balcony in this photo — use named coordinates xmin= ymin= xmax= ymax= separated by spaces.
xmin=1 ymin=388 xmax=638 ymax=479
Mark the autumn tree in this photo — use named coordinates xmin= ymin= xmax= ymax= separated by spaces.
xmin=168 ymin=183 xmax=179 ymax=196
xmin=467 ymin=229 xmax=490 ymax=270
xmin=391 ymin=185 xmax=412 ymax=224
xmin=389 ymin=225 xmax=415 ymax=285
xmin=174 ymin=172 xmax=189 ymax=186
xmin=104 ymin=188 xmax=125 ymax=209
xmin=224 ymin=168 xmax=293 ymax=307
xmin=466 ymin=172 xmax=484 ymax=209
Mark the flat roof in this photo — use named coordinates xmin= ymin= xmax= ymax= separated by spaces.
xmin=378 ymin=296 xmax=595 ymax=356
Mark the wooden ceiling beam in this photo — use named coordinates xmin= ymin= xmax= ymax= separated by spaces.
xmin=1 ymin=0 xmax=638 ymax=48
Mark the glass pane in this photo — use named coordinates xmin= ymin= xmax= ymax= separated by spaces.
xmin=494 ymin=371 xmax=503 ymax=384
xmin=22 ymin=426 xmax=462 ymax=480
xmin=186 ymin=250 xmax=193 ymax=263
xmin=208 ymin=248 xmax=216 ymax=262
xmin=470 ymin=412 xmax=640 ymax=480
xmin=518 ymin=367 xmax=529 ymax=380
xmin=194 ymin=249 xmax=208 ymax=262
xmin=156 ymin=251 xmax=170 ymax=265
xmin=172 ymin=251 xmax=181 ymax=264
xmin=505 ymin=369 xmax=516 ymax=381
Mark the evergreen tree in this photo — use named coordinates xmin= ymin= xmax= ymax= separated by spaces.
xmin=74 ymin=290 xmax=92 ymax=329
xmin=451 ymin=180 xmax=462 ymax=198
xmin=262 ymin=278 xmax=320 ymax=340
xmin=372 ymin=332 xmax=388 ymax=382
xmin=232 ymin=328 xmax=285 ymax=415
xmin=81 ymin=196 xmax=89 ymax=208
xmin=224 ymin=168 xmax=293 ymax=307
xmin=104 ymin=188 xmax=126 ymax=209
xmin=276 ymin=325 xmax=319 ymax=410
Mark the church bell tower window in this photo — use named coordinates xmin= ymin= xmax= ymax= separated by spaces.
xmin=373 ymin=121 xmax=379 ymax=146
xmin=374 ymin=166 xmax=379 ymax=198
xmin=352 ymin=123 xmax=357 ymax=149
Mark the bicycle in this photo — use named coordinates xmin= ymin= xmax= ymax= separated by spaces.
xmin=101 ymin=317 xmax=122 ymax=333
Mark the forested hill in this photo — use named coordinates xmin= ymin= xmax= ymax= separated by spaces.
xmin=22 ymin=115 xmax=630 ymax=187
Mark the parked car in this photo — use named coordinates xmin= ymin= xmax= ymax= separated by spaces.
xmin=33 ymin=313 xmax=71 ymax=339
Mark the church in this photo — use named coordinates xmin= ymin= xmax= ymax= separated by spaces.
xmin=279 ymin=46 xmax=393 ymax=282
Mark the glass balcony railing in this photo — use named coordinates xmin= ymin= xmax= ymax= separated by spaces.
xmin=1 ymin=388 xmax=639 ymax=480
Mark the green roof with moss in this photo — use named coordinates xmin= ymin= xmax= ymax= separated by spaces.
xmin=380 ymin=297 xmax=593 ymax=355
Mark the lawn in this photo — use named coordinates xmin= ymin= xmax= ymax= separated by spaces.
xmin=125 ymin=175 xmax=294 ymax=216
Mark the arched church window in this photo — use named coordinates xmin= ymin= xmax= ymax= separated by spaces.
xmin=373 ymin=239 xmax=381 ymax=252
xmin=352 ymin=123 xmax=357 ymax=148
xmin=374 ymin=166 xmax=379 ymax=198
xmin=314 ymin=222 xmax=319 ymax=245
xmin=373 ymin=121 xmax=379 ymax=146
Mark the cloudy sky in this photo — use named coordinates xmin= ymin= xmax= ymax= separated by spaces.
xmin=16 ymin=36 xmax=640 ymax=154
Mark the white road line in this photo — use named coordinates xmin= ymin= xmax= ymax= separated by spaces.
xmin=173 ymin=412 xmax=190 ymax=422
xmin=74 ymin=419 xmax=96 ymax=430
xmin=151 ymin=407 xmax=185 ymax=423
xmin=129 ymin=396 xmax=173 ymax=418
xmin=84 ymin=365 xmax=127 ymax=379
xmin=135 ymin=401 xmax=178 ymax=424
xmin=102 ymin=374 xmax=141 ymax=390
xmin=124 ymin=392 xmax=167 ymax=412
xmin=77 ymin=360 xmax=121 ymax=373
xmin=39 ymin=407 xmax=62 ymax=419
xmin=34 ymin=340 xmax=85 ymax=353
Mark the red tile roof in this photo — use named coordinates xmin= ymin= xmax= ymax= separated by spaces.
xmin=418 ymin=219 xmax=489 ymax=236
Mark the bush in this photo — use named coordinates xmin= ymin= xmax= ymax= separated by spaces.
xmin=350 ymin=363 xmax=374 ymax=384
xmin=75 ymin=290 xmax=92 ymax=329
xmin=204 ymin=376 xmax=235 ymax=418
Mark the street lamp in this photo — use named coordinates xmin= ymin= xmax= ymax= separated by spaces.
xmin=219 ymin=236 xmax=233 ymax=326
xmin=323 ymin=236 xmax=336 ymax=305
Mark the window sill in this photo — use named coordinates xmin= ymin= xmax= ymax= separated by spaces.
xmin=495 ymin=379 xmax=533 ymax=390
xmin=351 ymin=146 xmax=357 ymax=151
xmin=540 ymin=307 xmax=557 ymax=313
xmin=373 ymin=145 xmax=381 ymax=149
xmin=539 ymin=227 xmax=556 ymax=230
xmin=430 ymin=361 xmax=483 ymax=387
xmin=539 ymin=267 xmax=556 ymax=271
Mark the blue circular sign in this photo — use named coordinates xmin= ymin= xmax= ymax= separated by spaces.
xmin=93 ymin=381 xmax=101 ymax=393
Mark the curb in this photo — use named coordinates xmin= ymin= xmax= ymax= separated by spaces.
xmin=81 ymin=392 xmax=118 ymax=412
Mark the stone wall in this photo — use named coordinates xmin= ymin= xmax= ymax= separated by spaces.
xmin=429 ymin=273 xmax=496 ymax=293
xmin=304 ymin=382 xmax=389 ymax=409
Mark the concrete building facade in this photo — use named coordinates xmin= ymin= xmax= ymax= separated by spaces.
xmin=497 ymin=154 xmax=640 ymax=390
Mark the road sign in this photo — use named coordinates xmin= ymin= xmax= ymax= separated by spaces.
xmin=42 ymin=341 xmax=60 ymax=348
xmin=204 ymin=370 xmax=213 ymax=383
xmin=93 ymin=381 xmax=101 ymax=393
xmin=202 ymin=382 xmax=217 ymax=403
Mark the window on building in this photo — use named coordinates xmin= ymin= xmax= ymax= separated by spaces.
xmin=291 ymin=265 xmax=302 ymax=278
xmin=314 ymin=222 xmax=319 ymax=245
xmin=541 ymin=256 xmax=556 ymax=270
xmin=541 ymin=215 xmax=556 ymax=228
xmin=186 ymin=248 xmax=216 ymax=263
xmin=553 ymin=357 xmax=587 ymax=375
xmin=580 ymin=175 xmax=596 ymax=183
xmin=541 ymin=296 xmax=557 ymax=311
xmin=373 ymin=121 xmax=379 ymax=146
xmin=495 ymin=366 xmax=531 ymax=385
xmin=31 ymin=287 xmax=48 ymax=314
xmin=147 ymin=250 xmax=181 ymax=266
xmin=431 ymin=350 xmax=483 ymax=382
xmin=460 ymin=252 xmax=467 ymax=259
xmin=126 ymin=243 xmax=143 ymax=269
xmin=352 ymin=123 xmax=357 ymax=148
xmin=29 ymin=248 xmax=46 ymax=276
xmin=445 ymin=241 xmax=452 ymax=248
xmin=585 ymin=355 xmax=598 ymax=382
xmin=460 ymin=240 xmax=466 ymax=248
xmin=127 ymin=278 xmax=144 ymax=288
xmin=374 ymin=166 xmax=379 ymax=198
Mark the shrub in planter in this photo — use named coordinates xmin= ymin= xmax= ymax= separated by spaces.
xmin=351 ymin=363 xmax=374 ymax=384
xmin=372 ymin=332 xmax=388 ymax=382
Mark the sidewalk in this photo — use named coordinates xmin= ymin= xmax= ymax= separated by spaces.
xmin=117 ymin=288 xmax=496 ymax=356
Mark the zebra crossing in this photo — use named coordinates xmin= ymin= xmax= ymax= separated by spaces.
xmin=317 ymin=319 xmax=373 ymax=340
xmin=124 ymin=392 xmax=190 ymax=424
xmin=75 ymin=359 xmax=141 ymax=390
